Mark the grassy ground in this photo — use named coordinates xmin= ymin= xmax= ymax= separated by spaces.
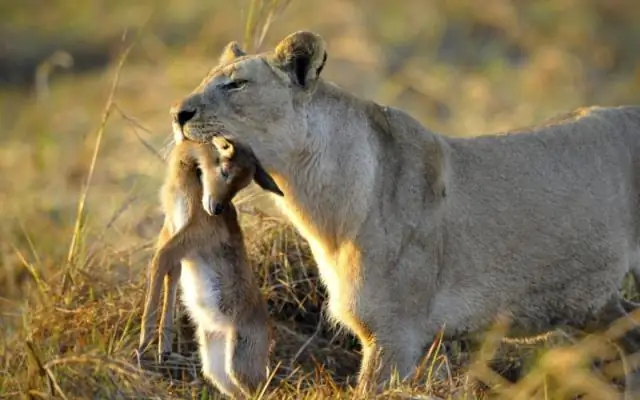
xmin=3 ymin=1 xmax=640 ymax=399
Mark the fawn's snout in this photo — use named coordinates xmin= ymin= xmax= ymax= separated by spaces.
xmin=203 ymin=195 xmax=225 ymax=216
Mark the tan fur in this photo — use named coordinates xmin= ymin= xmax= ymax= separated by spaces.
xmin=138 ymin=138 xmax=282 ymax=398
xmin=169 ymin=31 xmax=640 ymax=391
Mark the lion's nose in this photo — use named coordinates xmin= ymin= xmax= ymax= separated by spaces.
xmin=174 ymin=108 xmax=196 ymax=127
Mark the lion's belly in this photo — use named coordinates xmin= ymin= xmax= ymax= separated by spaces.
xmin=428 ymin=251 xmax=630 ymax=339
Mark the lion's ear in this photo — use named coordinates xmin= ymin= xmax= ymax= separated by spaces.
xmin=273 ymin=31 xmax=327 ymax=89
xmin=219 ymin=41 xmax=246 ymax=65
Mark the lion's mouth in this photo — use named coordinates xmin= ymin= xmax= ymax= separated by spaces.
xmin=171 ymin=121 xmax=186 ymax=144
xmin=172 ymin=125 xmax=215 ymax=145
xmin=172 ymin=117 xmax=235 ymax=146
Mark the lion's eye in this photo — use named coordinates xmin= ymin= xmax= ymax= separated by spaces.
xmin=222 ymin=79 xmax=248 ymax=91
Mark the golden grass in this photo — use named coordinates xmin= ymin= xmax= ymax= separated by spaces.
xmin=3 ymin=1 xmax=640 ymax=399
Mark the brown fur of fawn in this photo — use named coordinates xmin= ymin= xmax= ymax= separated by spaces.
xmin=138 ymin=136 xmax=283 ymax=398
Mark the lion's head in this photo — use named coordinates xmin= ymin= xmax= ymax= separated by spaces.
xmin=170 ymin=31 xmax=328 ymax=170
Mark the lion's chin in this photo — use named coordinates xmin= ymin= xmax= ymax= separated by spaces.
xmin=182 ymin=127 xmax=227 ymax=143
xmin=172 ymin=122 xmax=185 ymax=144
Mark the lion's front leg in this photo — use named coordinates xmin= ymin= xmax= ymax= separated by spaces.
xmin=355 ymin=324 xmax=434 ymax=394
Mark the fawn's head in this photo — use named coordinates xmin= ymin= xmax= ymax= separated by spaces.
xmin=201 ymin=136 xmax=284 ymax=216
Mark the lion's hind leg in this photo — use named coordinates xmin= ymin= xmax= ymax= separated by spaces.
xmin=589 ymin=296 xmax=640 ymax=397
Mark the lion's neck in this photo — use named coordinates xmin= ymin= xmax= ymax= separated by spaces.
xmin=271 ymin=82 xmax=377 ymax=255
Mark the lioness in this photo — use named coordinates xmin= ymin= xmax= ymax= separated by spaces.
xmin=138 ymin=136 xmax=282 ymax=398
xmin=169 ymin=31 xmax=640 ymax=390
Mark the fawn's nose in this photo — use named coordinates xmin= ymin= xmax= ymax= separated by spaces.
xmin=174 ymin=108 xmax=196 ymax=127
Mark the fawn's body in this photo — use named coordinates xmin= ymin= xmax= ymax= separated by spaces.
xmin=139 ymin=137 xmax=283 ymax=398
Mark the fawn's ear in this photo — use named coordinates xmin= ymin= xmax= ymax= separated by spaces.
xmin=219 ymin=41 xmax=246 ymax=65
xmin=254 ymin=162 xmax=284 ymax=197
xmin=212 ymin=136 xmax=235 ymax=159
xmin=272 ymin=31 xmax=327 ymax=89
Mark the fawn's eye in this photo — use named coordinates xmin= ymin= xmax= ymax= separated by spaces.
xmin=221 ymin=79 xmax=248 ymax=91
xmin=220 ymin=166 xmax=229 ymax=179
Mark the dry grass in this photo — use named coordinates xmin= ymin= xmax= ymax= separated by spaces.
xmin=3 ymin=1 xmax=640 ymax=399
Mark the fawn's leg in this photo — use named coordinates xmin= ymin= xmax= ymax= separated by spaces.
xmin=138 ymin=220 xmax=172 ymax=356
xmin=158 ymin=263 xmax=181 ymax=363
xmin=138 ymin=221 xmax=193 ymax=356
xmin=226 ymin=325 xmax=270 ymax=396
xmin=199 ymin=328 xmax=244 ymax=398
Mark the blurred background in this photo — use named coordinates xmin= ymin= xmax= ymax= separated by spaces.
xmin=2 ymin=1 xmax=640 ymax=398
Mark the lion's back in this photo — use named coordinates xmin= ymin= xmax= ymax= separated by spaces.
xmin=432 ymin=105 xmax=640 ymax=335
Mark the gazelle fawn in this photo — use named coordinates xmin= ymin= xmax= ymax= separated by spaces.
xmin=138 ymin=136 xmax=284 ymax=398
